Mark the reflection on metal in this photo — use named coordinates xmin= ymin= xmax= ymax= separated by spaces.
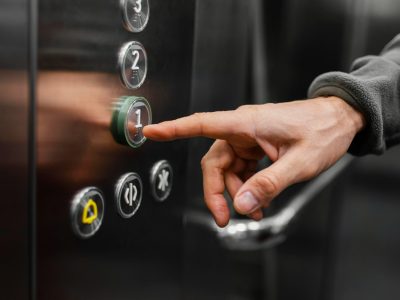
xmin=187 ymin=155 xmax=353 ymax=251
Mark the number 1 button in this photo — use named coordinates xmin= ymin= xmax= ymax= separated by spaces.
xmin=111 ymin=96 xmax=152 ymax=148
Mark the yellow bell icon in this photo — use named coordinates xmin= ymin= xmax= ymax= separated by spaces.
xmin=82 ymin=199 xmax=98 ymax=225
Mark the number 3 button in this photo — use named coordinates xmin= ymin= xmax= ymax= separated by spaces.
xmin=111 ymin=96 xmax=152 ymax=148
xmin=120 ymin=0 xmax=150 ymax=33
xmin=118 ymin=41 xmax=148 ymax=89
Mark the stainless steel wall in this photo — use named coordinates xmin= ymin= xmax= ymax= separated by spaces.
xmin=0 ymin=0 xmax=30 ymax=299
xmin=36 ymin=1 xmax=194 ymax=299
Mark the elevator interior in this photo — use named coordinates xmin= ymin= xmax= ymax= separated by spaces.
xmin=1 ymin=1 xmax=400 ymax=300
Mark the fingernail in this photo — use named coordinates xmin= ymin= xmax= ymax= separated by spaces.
xmin=235 ymin=191 xmax=259 ymax=213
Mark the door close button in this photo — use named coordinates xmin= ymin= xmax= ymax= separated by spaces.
xmin=111 ymin=96 xmax=152 ymax=148
xmin=115 ymin=173 xmax=143 ymax=218
xmin=70 ymin=187 xmax=105 ymax=239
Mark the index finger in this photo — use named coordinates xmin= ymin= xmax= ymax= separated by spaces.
xmin=143 ymin=111 xmax=242 ymax=141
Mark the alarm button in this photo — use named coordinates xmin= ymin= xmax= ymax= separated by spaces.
xmin=111 ymin=96 xmax=152 ymax=148
xmin=120 ymin=0 xmax=150 ymax=33
xmin=70 ymin=187 xmax=105 ymax=239
xmin=115 ymin=173 xmax=143 ymax=218
xmin=118 ymin=41 xmax=147 ymax=89
xmin=150 ymin=160 xmax=173 ymax=202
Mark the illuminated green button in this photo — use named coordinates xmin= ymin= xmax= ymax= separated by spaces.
xmin=111 ymin=96 xmax=152 ymax=148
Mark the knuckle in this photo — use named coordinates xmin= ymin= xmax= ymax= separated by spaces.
xmin=236 ymin=105 xmax=253 ymax=112
xmin=200 ymin=155 xmax=208 ymax=170
xmin=301 ymin=164 xmax=320 ymax=180
xmin=193 ymin=112 xmax=206 ymax=118
xmin=192 ymin=112 xmax=207 ymax=135
xmin=254 ymin=173 xmax=280 ymax=197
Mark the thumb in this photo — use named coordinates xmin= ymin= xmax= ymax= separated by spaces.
xmin=233 ymin=150 xmax=302 ymax=215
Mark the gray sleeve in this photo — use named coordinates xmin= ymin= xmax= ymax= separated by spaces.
xmin=308 ymin=34 xmax=400 ymax=156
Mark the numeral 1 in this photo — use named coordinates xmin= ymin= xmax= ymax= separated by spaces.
xmin=135 ymin=109 xmax=143 ymax=128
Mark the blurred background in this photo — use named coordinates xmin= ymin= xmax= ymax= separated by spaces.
xmin=1 ymin=0 xmax=400 ymax=299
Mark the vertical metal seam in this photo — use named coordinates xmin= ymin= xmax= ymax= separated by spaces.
xmin=28 ymin=0 xmax=37 ymax=298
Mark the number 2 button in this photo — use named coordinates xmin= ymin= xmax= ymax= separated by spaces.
xmin=119 ymin=41 xmax=148 ymax=90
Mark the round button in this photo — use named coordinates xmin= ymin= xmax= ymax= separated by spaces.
xmin=70 ymin=187 xmax=105 ymax=239
xmin=120 ymin=0 xmax=150 ymax=33
xmin=118 ymin=41 xmax=148 ymax=89
xmin=150 ymin=160 xmax=173 ymax=202
xmin=115 ymin=173 xmax=143 ymax=218
xmin=111 ymin=96 xmax=152 ymax=148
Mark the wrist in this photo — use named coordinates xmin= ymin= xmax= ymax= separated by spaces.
xmin=327 ymin=96 xmax=366 ymax=134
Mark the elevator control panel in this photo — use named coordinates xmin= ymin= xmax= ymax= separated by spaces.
xmin=115 ymin=173 xmax=143 ymax=218
xmin=120 ymin=0 xmax=150 ymax=33
xmin=150 ymin=160 xmax=174 ymax=202
xmin=111 ymin=96 xmax=152 ymax=148
xmin=68 ymin=0 xmax=182 ymax=239
xmin=118 ymin=41 xmax=148 ymax=89
xmin=70 ymin=187 xmax=105 ymax=239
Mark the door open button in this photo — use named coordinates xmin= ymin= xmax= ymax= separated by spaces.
xmin=70 ymin=187 xmax=105 ymax=239
xmin=115 ymin=173 xmax=143 ymax=218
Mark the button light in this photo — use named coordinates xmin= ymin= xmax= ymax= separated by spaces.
xmin=70 ymin=187 xmax=105 ymax=239
xmin=111 ymin=96 xmax=152 ymax=148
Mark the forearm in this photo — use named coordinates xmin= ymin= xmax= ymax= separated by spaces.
xmin=308 ymin=34 xmax=400 ymax=155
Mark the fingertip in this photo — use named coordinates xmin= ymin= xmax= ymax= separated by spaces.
xmin=207 ymin=200 xmax=230 ymax=228
xmin=234 ymin=191 xmax=261 ymax=215
xmin=142 ymin=124 xmax=155 ymax=136
xmin=143 ymin=124 xmax=169 ymax=140
xmin=211 ymin=205 xmax=230 ymax=228
xmin=214 ymin=215 xmax=230 ymax=228
xmin=248 ymin=209 xmax=263 ymax=221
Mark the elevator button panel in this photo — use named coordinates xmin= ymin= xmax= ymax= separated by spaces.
xmin=111 ymin=96 xmax=152 ymax=148
xmin=150 ymin=160 xmax=173 ymax=202
xmin=70 ymin=187 xmax=105 ymax=239
xmin=118 ymin=41 xmax=148 ymax=89
xmin=115 ymin=173 xmax=143 ymax=218
xmin=120 ymin=0 xmax=150 ymax=33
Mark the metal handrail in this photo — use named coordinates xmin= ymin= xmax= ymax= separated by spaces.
xmin=186 ymin=155 xmax=353 ymax=251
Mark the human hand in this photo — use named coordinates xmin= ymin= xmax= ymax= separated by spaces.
xmin=143 ymin=97 xmax=365 ymax=227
